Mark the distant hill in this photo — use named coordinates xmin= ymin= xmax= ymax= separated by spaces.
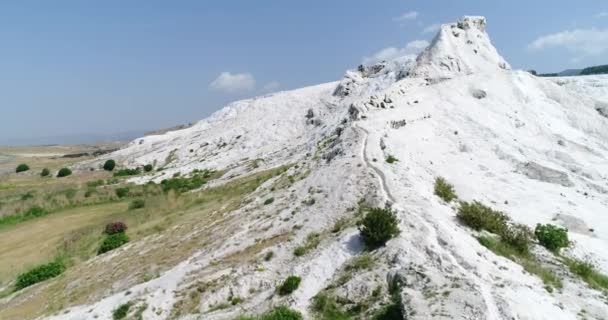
xmin=535 ymin=64 xmax=608 ymax=77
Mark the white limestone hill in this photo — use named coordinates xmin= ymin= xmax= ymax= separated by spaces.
xmin=5 ymin=16 xmax=608 ymax=320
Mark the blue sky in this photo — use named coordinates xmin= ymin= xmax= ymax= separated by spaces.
xmin=1 ymin=1 xmax=607 ymax=145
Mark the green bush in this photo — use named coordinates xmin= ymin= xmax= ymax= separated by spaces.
xmin=87 ymin=179 xmax=105 ymax=188
xmin=129 ymin=199 xmax=145 ymax=210
xmin=40 ymin=168 xmax=50 ymax=177
xmin=456 ymin=201 xmax=508 ymax=235
xmin=160 ymin=170 xmax=212 ymax=193
xmin=534 ymin=224 xmax=569 ymax=253
xmin=263 ymin=197 xmax=275 ymax=205
xmin=98 ymin=232 xmax=130 ymax=254
xmin=563 ymin=258 xmax=608 ymax=290
xmin=278 ymin=275 xmax=301 ymax=295
xmin=434 ymin=177 xmax=457 ymax=202
xmin=113 ymin=168 xmax=141 ymax=177
xmin=501 ymin=224 xmax=533 ymax=254
xmin=115 ymin=187 xmax=130 ymax=198
xmin=357 ymin=207 xmax=400 ymax=248
xmin=16 ymin=163 xmax=30 ymax=173
xmin=237 ymin=306 xmax=303 ymax=320
xmin=264 ymin=251 xmax=274 ymax=261
xmin=15 ymin=260 xmax=65 ymax=290
xmin=143 ymin=164 xmax=153 ymax=172
xmin=311 ymin=293 xmax=350 ymax=320
xmin=385 ymin=155 xmax=398 ymax=164
xmin=104 ymin=159 xmax=116 ymax=171
xmin=56 ymin=168 xmax=72 ymax=177
xmin=112 ymin=302 xmax=130 ymax=320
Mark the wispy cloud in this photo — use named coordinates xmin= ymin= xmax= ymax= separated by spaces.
xmin=393 ymin=11 xmax=419 ymax=22
xmin=422 ymin=23 xmax=441 ymax=34
xmin=362 ymin=40 xmax=429 ymax=65
xmin=209 ymin=72 xmax=256 ymax=94
xmin=528 ymin=28 xmax=608 ymax=56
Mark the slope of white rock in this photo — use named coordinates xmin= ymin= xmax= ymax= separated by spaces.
xmin=39 ymin=16 xmax=608 ymax=320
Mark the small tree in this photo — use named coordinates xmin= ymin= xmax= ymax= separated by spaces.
xmin=40 ymin=168 xmax=50 ymax=177
xmin=357 ymin=207 xmax=400 ymax=248
xmin=535 ymin=224 xmax=569 ymax=253
xmin=56 ymin=168 xmax=72 ymax=177
xmin=16 ymin=164 xmax=30 ymax=173
xmin=104 ymin=159 xmax=116 ymax=171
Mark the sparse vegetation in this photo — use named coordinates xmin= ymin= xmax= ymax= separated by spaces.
xmin=534 ymin=224 xmax=569 ymax=253
xmin=237 ymin=306 xmax=303 ymax=320
xmin=0 ymin=206 xmax=48 ymax=228
xmin=434 ymin=177 xmax=457 ymax=202
xmin=15 ymin=163 xmax=30 ymax=173
xmin=311 ymin=293 xmax=351 ymax=320
xmin=357 ymin=207 xmax=400 ymax=249
xmin=104 ymin=159 xmax=116 ymax=171
xmin=115 ymin=187 xmax=130 ymax=198
xmin=385 ymin=155 xmax=398 ymax=164
xmin=478 ymin=236 xmax=562 ymax=290
xmin=562 ymin=257 xmax=608 ymax=291
xmin=14 ymin=260 xmax=65 ymax=290
xmin=112 ymin=302 xmax=130 ymax=320
xmin=278 ymin=275 xmax=301 ymax=295
xmin=160 ymin=170 xmax=213 ymax=193
xmin=56 ymin=167 xmax=72 ymax=177
xmin=40 ymin=168 xmax=50 ymax=177
xmin=129 ymin=199 xmax=145 ymax=210
xmin=293 ymin=232 xmax=321 ymax=256
xmin=113 ymin=168 xmax=141 ymax=177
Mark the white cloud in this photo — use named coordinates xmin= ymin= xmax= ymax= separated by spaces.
xmin=594 ymin=12 xmax=608 ymax=18
xmin=262 ymin=81 xmax=281 ymax=92
xmin=528 ymin=28 xmax=608 ymax=56
xmin=393 ymin=11 xmax=419 ymax=22
xmin=423 ymin=23 xmax=441 ymax=34
xmin=209 ymin=72 xmax=255 ymax=93
xmin=362 ymin=40 xmax=429 ymax=65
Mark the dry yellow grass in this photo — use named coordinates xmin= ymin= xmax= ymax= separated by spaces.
xmin=0 ymin=165 xmax=289 ymax=320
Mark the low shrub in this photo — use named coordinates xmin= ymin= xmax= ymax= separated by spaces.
xmin=293 ymin=232 xmax=321 ymax=257
xmin=501 ymin=224 xmax=533 ymax=254
xmin=113 ymin=168 xmax=141 ymax=177
xmin=16 ymin=163 xmax=30 ymax=173
xmin=357 ymin=207 xmax=400 ymax=248
xmin=115 ymin=187 xmax=130 ymax=198
xmin=98 ymin=232 xmax=130 ymax=254
xmin=385 ymin=155 xmax=398 ymax=164
xmin=56 ymin=168 xmax=72 ymax=177
xmin=104 ymin=159 xmax=116 ymax=171
xmin=128 ymin=199 xmax=145 ymax=210
xmin=105 ymin=221 xmax=128 ymax=235
xmin=278 ymin=275 xmax=301 ymax=295
xmin=86 ymin=179 xmax=105 ymax=188
xmin=311 ymin=293 xmax=350 ymax=320
xmin=160 ymin=170 xmax=211 ymax=193
xmin=264 ymin=251 xmax=274 ymax=261
xmin=143 ymin=164 xmax=153 ymax=172
xmin=112 ymin=302 xmax=130 ymax=320
xmin=40 ymin=168 xmax=50 ymax=177
xmin=434 ymin=177 xmax=457 ymax=202
xmin=456 ymin=201 xmax=508 ymax=235
xmin=238 ymin=306 xmax=303 ymax=320
xmin=534 ymin=224 xmax=569 ymax=253
xmin=15 ymin=260 xmax=65 ymax=290
xmin=263 ymin=197 xmax=275 ymax=205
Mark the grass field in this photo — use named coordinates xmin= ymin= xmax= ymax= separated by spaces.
xmin=0 ymin=145 xmax=290 ymax=319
